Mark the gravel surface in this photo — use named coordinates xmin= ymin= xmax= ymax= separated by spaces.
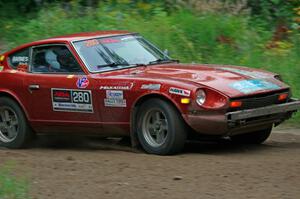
xmin=0 ymin=127 xmax=299 ymax=199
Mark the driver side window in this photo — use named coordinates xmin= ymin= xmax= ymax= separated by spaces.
xmin=31 ymin=45 xmax=83 ymax=73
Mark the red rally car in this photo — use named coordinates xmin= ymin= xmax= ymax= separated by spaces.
xmin=0 ymin=31 xmax=299 ymax=155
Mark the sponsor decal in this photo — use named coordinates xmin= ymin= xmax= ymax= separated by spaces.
xmin=85 ymin=39 xmax=99 ymax=47
xmin=104 ymin=99 xmax=126 ymax=107
xmin=104 ymin=90 xmax=125 ymax=107
xmin=141 ymin=84 xmax=161 ymax=90
xmin=52 ymin=89 xmax=93 ymax=113
xmin=230 ymin=79 xmax=280 ymax=94
xmin=76 ymin=76 xmax=89 ymax=89
xmin=100 ymin=38 xmax=121 ymax=44
xmin=12 ymin=56 xmax=29 ymax=63
xmin=106 ymin=90 xmax=123 ymax=99
xmin=220 ymin=67 xmax=270 ymax=79
xmin=99 ymin=83 xmax=133 ymax=90
xmin=0 ymin=66 xmax=3 ymax=72
xmin=169 ymin=87 xmax=191 ymax=97
xmin=0 ymin=55 xmax=5 ymax=61
xmin=16 ymin=63 xmax=28 ymax=72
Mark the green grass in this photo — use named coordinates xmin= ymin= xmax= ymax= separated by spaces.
xmin=0 ymin=163 xmax=30 ymax=199
xmin=0 ymin=3 xmax=299 ymax=123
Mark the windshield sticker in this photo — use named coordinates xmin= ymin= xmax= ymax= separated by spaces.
xmin=0 ymin=55 xmax=5 ymax=61
xmin=141 ymin=84 xmax=161 ymax=90
xmin=230 ymin=79 xmax=280 ymax=94
xmin=85 ymin=39 xmax=99 ymax=47
xmin=121 ymin=36 xmax=135 ymax=41
xmin=106 ymin=90 xmax=124 ymax=99
xmin=100 ymin=38 xmax=121 ymax=44
xmin=0 ymin=66 xmax=3 ymax=72
xmin=76 ymin=76 xmax=89 ymax=89
xmin=12 ymin=56 xmax=28 ymax=63
xmin=52 ymin=89 xmax=93 ymax=113
xmin=16 ymin=64 xmax=28 ymax=72
xmin=104 ymin=98 xmax=126 ymax=107
xmin=220 ymin=67 xmax=270 ymax=79
xmin=169 ymin=87 xmax=191 ymax=97
xmin=99 ymin=83 xmax=134 ymax=90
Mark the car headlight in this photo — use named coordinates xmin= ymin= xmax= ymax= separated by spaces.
xmin=196 ymin=89 xmax=206 ymax=106
xmin=195 ymin=88 xmax=228 ymax=109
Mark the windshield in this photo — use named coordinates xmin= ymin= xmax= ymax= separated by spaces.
xmin=73 ymin=34 xmax=170 ymax=72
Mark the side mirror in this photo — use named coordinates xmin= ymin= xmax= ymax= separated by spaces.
xmin=163 ymin=49 xmax=169 ymax=58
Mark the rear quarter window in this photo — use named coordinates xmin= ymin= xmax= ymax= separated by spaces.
xmin=8 ymin=48 xmax=30 ymax=69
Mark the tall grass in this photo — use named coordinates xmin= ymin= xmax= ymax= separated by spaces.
xmin=0 ymin=163 xmax=30 ymax=199
xmin=0 ymin=3 xmax=299 ymax=124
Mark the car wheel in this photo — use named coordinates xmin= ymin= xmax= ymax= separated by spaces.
xmin=136 ymin=98 xmax=187 ymax=155
xmin=0 ymin=97 xmax=33 ymax=148
xmin=230 ymin=127 xmax=272 ymax=144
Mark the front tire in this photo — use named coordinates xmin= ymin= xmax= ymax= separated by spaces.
xmin=136 ymin=99 xmax=187 ymax=155
xmin=0 ymin=97 xmax=33 ymax=148
xmin=230 ymin=127 xmax=272 ymax=144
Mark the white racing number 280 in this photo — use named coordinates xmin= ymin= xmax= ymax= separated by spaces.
xmin=72 ymin=91 xmax=90 ymax=103
xmin=52 ymin=89 xmax=93 ymax=113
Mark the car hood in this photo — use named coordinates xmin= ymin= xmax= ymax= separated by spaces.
xmin=96 ymin=63 xmax=289 ymax=98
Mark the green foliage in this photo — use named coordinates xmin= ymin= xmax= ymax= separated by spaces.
xmin=248 ymin=0 xmax=300 ymax=27
xmin=0 ymin=1 xmax=299 ymax=123
xmin=0 ymin=163 xmax=30 ymax=199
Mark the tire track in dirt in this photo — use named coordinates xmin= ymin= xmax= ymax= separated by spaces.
xmin=0 ymin=127 xmax=299 ymax=199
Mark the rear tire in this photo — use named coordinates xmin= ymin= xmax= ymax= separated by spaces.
xmin=0 ymin=97 xmax=33 ymax=148
xmin=230 ymin=127 xmax=272 ymax=144
xmin=136 ymin=98 xmax=187 ymax=155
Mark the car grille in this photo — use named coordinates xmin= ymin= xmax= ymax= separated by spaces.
xmin=229 ymin=89 xmax=290 ymax=111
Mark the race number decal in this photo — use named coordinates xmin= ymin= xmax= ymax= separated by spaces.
xmin=52 ymin=89 xmax=93 ymax=113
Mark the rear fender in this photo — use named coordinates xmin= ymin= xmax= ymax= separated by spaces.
xmin=0 ymin=89 xmax=30 ymax=120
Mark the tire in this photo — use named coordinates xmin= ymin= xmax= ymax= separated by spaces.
xmin=136 ymin=98 xmax=187 ymax=155
xmin=0 ymin=97 xmax=33 ymax=148
xmin=230 ymin=127 xmax=272 ymax=144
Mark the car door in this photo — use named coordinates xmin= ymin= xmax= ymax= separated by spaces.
xmin=23 ymin=44 xmax=101 ymax=132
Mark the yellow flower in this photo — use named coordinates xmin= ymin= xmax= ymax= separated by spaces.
xmin=295 ymin=17 xmax=300 ymax=23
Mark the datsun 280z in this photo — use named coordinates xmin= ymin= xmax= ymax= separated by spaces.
xmin=0 ymin=31 xmax=299 ymax=155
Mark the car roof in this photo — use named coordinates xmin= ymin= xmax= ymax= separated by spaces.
xmin=5 ymin=30 xmax=132 ymax=54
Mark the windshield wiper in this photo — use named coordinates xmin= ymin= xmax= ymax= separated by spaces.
xmin=97 ymin=63 xmax=129 ymax=68
xmin=131 ymin=59 xmax=179 ymax=68
xmin=148 ymin=59 xmax=179 ymax=65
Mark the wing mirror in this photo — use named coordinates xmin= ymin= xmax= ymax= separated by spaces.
xmin=163 ymin=49 xmax=169 ymax=58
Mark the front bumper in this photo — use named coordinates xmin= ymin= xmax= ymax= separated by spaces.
xmin=226 ymin=99 xmax=300 ymax=121
xmin=184 ymin=99 xmax=300 ymax=136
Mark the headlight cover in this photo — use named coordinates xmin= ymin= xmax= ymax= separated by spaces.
xmin=195 ymin=88 xmax=228 ymax=109
xmin=196 ymin=89 xmax=206 ymax=106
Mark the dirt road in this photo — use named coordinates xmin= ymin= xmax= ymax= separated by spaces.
xmin=0 ymin=127 xmax=300 ymax=199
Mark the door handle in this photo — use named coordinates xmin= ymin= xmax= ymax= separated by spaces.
xmin=28 ymin=84 xmax=40 ymax=91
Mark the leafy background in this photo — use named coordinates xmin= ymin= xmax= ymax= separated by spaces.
xmin=0 ymin=1 xmax=299 ymax=196
xmin=0 ymin=0 xmax=299 ymax=124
